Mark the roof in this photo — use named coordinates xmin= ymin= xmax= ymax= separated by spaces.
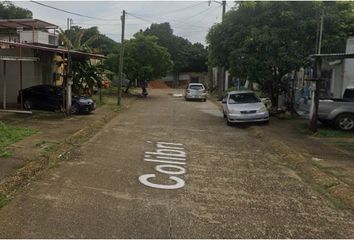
xmin=309 ymin=53 xmax=354 ymax=59
xmin=0 ymin=40 xmax=105 ymax=59
xmin=0 ymin=19 xmax=58 ymax=29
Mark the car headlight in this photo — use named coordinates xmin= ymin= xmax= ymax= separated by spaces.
xmin=257 ymin=105 xmax=267 ymax=113
xmin=229 ymin=108 xmax=240 ymax=114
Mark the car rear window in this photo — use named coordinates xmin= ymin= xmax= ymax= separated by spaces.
xmin=189 ymin=85 xmax=204 ymax=90
xmin=229 ymin=93 xmax=260 ymax=104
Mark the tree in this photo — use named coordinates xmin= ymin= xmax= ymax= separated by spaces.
xmin=207 ymin=1 xmax=354 ymax=100
xmin=59 ymin=27 xmax=107 ymax=96
xmin=105 ymin=33 xmax=173 ymax=93
xmin=144 ymin=23 xmax=208 ymax=73
xmin=0 ymin=1 xmax=32 ymax=19
xmin=59 ymin=26 xmax=118 ymax=55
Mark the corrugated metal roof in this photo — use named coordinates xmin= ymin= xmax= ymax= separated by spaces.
xmin=0 ymin=40 xmax=105 ymax=59
xmin=0 ymin=19 xmax=58 ymax=29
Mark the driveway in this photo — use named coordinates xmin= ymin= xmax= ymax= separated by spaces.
xmin=0 ymin=89 xmax=353 ymax=238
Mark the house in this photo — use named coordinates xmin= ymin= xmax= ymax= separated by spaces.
xmin=0 ymin=19 xmax=104 ymax=112
xmin=316 ymin=37 xmax=354 ymax=98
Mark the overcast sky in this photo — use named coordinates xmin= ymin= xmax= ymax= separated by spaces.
xmin=13 ymin=1 xmax=234 ymax=45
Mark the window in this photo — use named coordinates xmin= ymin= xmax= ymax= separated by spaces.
xmin=228 ymin=93 xmax=261 ymax=104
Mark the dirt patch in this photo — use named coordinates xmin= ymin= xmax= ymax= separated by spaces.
xmin=149 ymin=80 xmax=170 ymax=89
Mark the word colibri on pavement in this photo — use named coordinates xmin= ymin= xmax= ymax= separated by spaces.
xmin=139 ymin=141 xmax=187 ymax=190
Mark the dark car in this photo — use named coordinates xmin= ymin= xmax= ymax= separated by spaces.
xmin=18 ymin=85 xmax=96 ymax=114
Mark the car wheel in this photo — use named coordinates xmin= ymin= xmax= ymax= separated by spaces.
xmin=70 ymin=104 xmax=79 ymax=114
xmin=335 ymin=114 xmax=354 ymax=131
xmin=23 ymin=99 xmax=33 ymax=110
xmin=226 ymin=118 xmax=232 ymax=126
xmin=263 ymin=120 xmax=270 ymax=125
xmin=223 ymin=111 xmax=227 ymax=118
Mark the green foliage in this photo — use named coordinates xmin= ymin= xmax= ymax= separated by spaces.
xmin=144 ymin=22 xmax=208 ymax=73
xmin=104 ymin=33 xmax=173 ymax=85
xmin=0 ymin=122 xmax=36 ymax=158
xmin=207 ymin=1 xmax=354 ymax=89
xmin=71 ymin=61 xmax=104 ymax=96
xmin=59 ymin=27 xmax=108 ymax=95
xmin=59 ymin=26 xmax=118 ymax=55
xmin=0 ymin=1 xmax=32 ymax=19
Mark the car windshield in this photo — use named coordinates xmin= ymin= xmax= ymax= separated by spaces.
xmin=228 ymin=93 xmax=260 ymax=104
xmin=189 ymin=85 xmax=204 ymax=90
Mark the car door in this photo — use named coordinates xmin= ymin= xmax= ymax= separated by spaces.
xmin=47 ymin=86 xmax=63 ymax=110
xmin=222 ymin=94 xmax=229 ymax=114
xmin=31 ymin=85 xmax=49 ymax=109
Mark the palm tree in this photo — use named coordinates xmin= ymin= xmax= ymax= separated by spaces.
xmin=58 ymin=27 xmax=103 ymax=96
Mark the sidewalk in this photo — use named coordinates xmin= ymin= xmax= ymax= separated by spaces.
xmin=252 ymin=118 xmax=354 ymax=209
xmin=0 ymin=94 xmax=137 ymax=204
xmin=209 ymin=97 xmax=354 ymax=209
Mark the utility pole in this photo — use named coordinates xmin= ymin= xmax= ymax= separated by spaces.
xmin=222 ymin=0 xmax=226 ymax=20
xmin=310 ymin=8 xmax=324 ymax=132
xmin=66 ymin=18 xmax=72 ymax=115
xmin=118 ymin=10 xmax=126 ymax=106
xmin=218 ymin=0 xmax=226 ymax=96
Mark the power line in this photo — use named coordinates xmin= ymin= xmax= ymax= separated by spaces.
xmin=126 ymin=12 xmax=209 ymax=30
xmin=174 ymin=5 xmax=220 ymax=28
xmin=143 ymin=1 xmax=206 ymax=17
xmin=30 ymin=1 xmax=120 ymax=21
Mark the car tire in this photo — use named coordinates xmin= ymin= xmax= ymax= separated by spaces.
xmin=226 ymin=118 xmax=232 ymax=126
xmin=263 ymin=120 xmax=270 ymax=125
xmin=335 ymin=113 xmax=354 ymax=131
xmin=70 ymin=104 xmax=79 ymax=114
xmin=319 ymin=119 xmax=333 ymax=127
xmin=23 ymin=99 xmax=33 ymax=110
xmin=223 ymin=111 xmax=227 ymax=118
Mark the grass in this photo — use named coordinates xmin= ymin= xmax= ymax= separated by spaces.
xmin=0 ymin=122 xmax=37 ymax=158
xmin=0 ymin=194 xmax=10 ymax=208
xmin=295 ymin=122 xmax=354 ymax=138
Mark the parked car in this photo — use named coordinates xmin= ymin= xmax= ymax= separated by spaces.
xmin=221 ymin=90 xmax=269 ymax=125
xmin=185 ymin=83 xmax=207 ymax=101
xmin=318 ymin=88 xmax=354 ymax=131
xmin=18 ymin=85 xmax=96 ymax=114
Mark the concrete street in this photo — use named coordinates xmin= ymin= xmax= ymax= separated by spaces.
xmin=0 ymin=89 xmax=353 ymax=238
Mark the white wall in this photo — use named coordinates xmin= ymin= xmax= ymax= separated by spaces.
xmin=0 ymin=48 xmax=50 ymax=105
xmin=343 ymin=37 xmax=354 ymax=95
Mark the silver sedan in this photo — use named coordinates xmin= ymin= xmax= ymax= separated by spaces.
xmin=222 ymin=90 xmax=269 ymax=125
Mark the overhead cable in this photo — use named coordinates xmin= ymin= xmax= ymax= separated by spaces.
xmin=30 ymin=1 xmax=120 ymax=21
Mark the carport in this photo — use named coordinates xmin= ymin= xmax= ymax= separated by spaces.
xmin=0 ymin=40 xmax=105 ymax=114
xmin=308 ymin=52 xmax=354 ymax=132
xmin=0 ymin=55 xmax=39 ymax=113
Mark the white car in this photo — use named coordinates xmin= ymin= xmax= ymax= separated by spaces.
xmin=222 ymin=90 xmax=269 ymax=125
xmin=185 ymin=83 xmax=207 ymax=101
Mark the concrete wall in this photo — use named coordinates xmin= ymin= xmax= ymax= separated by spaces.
xmin=0 ymin=48 xmax=54 ymax=105
xmin=343 ymin=37 xmax=354 ymax=95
